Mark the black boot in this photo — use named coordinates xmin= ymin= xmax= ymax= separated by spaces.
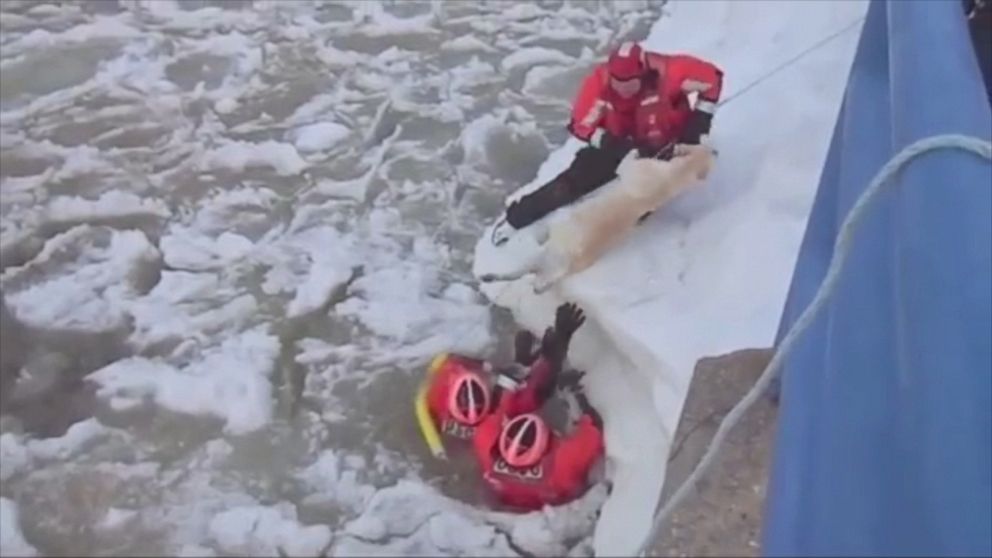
xmin=505 ymin=146 xmax=623 ymax=230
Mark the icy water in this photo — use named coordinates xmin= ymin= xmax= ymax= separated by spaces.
xmin=0 ymin=1 xmax=663 ymax=556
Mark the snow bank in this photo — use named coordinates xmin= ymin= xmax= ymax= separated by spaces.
xmin=0 ymin=498 xmax=38 ymax=557
xmin=87 ymin=326 xmax=281 ymax=434
xmin=473 ymin=1 xmax=867 ymax=555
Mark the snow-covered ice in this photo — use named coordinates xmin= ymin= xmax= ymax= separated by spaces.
xmin=474 ymin=0 xmax=867 ymax=555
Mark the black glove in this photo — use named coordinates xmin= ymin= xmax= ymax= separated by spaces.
xmin=637 ymin=143 xmax=675 ymax=160
xmin=680 ymin=109 xmax=713 ymax=145
xmin=554 ymin=302 xmax=586 ymax=341
xmin=540 ymin=326 xmax=564 ymax=366
xmin=514 ymin=330 xmax=536 ymax=366
xmin=505 ymin=199 xmax=532 ymax=230
xmin=539 ymin=303 xmax=586 ymax=369
xmin=597 ymin=130 xmax=638 ymax=159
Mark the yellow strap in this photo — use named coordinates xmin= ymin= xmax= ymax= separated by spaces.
xmin=414 ymin=352 xmax=449 ymax=459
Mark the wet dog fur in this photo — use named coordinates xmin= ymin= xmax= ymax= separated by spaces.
xmin=480 ymin=144 xmax=715 ymax=292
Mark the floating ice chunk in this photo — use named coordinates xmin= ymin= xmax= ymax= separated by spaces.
xmin=314 ymin=44 xmax=367 ymax=69
xmin=443 ymin=283 xmax=481 ymax=304
xmin=26 ymin=418 xmax=109 ymax=461
xmin=311 ymin=177 xmax=367 ymax=202
xmin=2 ymin=226 xmax=161 ymax=332
xmin=208 ymin=502 xmax=332 ymax=558
xmin=294 ymin=338 xmax=361 ymax=366
xmin=214 ymin=97 xmax=239 ymax=115
xmin=0 ymin=434 xmax=30 ymax=483
xmin=460 ymin=113 xmax=504 ymax=168
xmin=280 ymin=227 xmax=357 ymax=318
xmin=352 ymin=10 xmax=439 ymax=38
xmin=51 ymin=145 xmax=111 ymax=182
xmin=290 ymin=122 xmax=351 ymax=154
xmin=500 ymin=47 xmax=574 ymax=73
xmin=336 ymin=264 xmax=488 ymax=352
xmin=343 ymin=480 xmax=443 ymax=541
xmin=159 ymin=228 xmax=254 ymax=272
xmin=440 ymin=34 xmax=498 ymax=53
xmin=0 ymin=419 xmax=117 ymax=482
xmin=87 ymin=327 xmax=281 ymax=435
xmin=522 ymin=64 xmax=590 ymax=100
xmin=45 ymin=191 xmax=170 ymax=225
xmin=500 ymin=3 xmax=549 ymax=20
xmin=96 ymin=507 xmax=138 ymax=531
xmin=0 ymin=498 xmax=38 ymax=557
xmin=200 ymin=140 xmax=307 ymax=176
xmin=190 ymin=186 xmax=280 ymax=235
xmin=126 ymin=271 xmax=258 ymax=350
xmin=330 ymin=232 xmax=490 ymax=359
xmin=252 ymin=225 xmax=357 ymax=318
xmin=7 ymin=17 xmax=139 ymax=53
xmin=296 ymin=449 xmax=376 ymax=514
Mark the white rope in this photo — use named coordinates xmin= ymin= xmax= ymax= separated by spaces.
xmin=635 ymin=133 xmax=992 ymax=557
xmin=717 ymin=15 xmax=866 ymax=108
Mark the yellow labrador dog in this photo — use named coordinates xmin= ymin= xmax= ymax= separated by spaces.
xmin=481 ymin=144 xmax=715 ymax=293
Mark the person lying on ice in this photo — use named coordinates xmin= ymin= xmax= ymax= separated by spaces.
xmin=493 ymin=40 xmax=724 ymax=245
xmin=472 ymin=368 xmax=605 ymax=511
xmin=423 ymin=303 xmax=587 ymax=447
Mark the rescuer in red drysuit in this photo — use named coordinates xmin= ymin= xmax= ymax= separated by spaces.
xmin=425 ymin=303 xmax=587 ymax=445
xmin=495 ymin=41 xmax=724 ymax=242
xmin=472 ymin=366 xmax=604 ymax=511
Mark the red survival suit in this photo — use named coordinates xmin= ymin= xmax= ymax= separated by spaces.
xmin=568 ymin=46 xmax=724 ymax=152
xmin=499 ymin=42 xmax=723 ymax=235
xmin=472 ymin=396 xmax=604 ymax=511
xmin=426 ymin=350 xmax=555 ymax=443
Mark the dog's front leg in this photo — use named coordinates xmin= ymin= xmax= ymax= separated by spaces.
xmin=532 ymin=252 xmax=569 ymax=294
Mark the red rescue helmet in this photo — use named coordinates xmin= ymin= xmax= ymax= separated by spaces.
xmin=448 ymin=370 xmax=491 ymax=426
xmin=498 ymin=413 xmax=550 ymax=468
xmin=608 ymin=41 xmax=647 ymax=81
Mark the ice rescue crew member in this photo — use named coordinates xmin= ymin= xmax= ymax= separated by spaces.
xmin=500 ymin=41 xmax=724 ymax=237
xmin=424 ymin=303 xmax=587 ymax=445
xmin=472 ymin=367 xmax=604 ymax=511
